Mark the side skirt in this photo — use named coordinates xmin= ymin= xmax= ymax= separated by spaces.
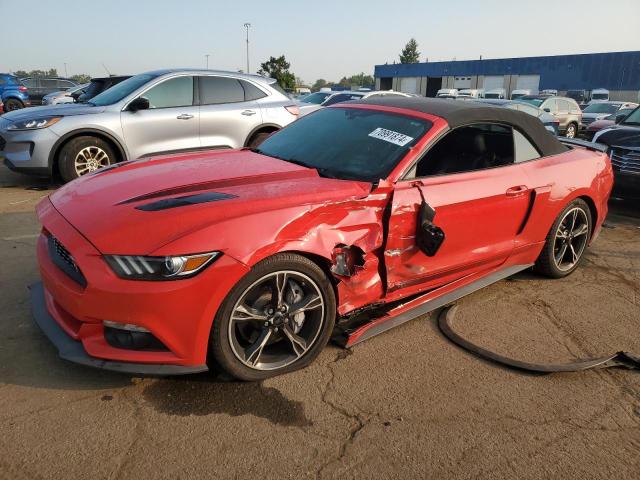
xmin=335 ymin=263 xmax=533 ymax=348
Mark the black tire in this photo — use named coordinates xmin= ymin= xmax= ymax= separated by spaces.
xmin=4 ymin=98 xmax=23 ymax=111
xmin=564 ymin=122 xmax=578 ymax=139
xmin=534 ymin=199 xmax=592 ymax=278
xmin=247 ymin=131 xmax=274 ymax=149
xmin=210 ymin=253 xmax=336 ymax=381
xmin=58 ymin=136 xmax=116 ymax=183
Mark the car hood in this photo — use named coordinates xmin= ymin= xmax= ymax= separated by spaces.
xmin=46 ymin=150 xmax=372 ymax=255
xmin=582 ymin=112 xmax=612 ymax=121
xmin=1 ymin=103 xmax=105 ymax=121
xmin=596 ymin=125 xmax=640 ymax=146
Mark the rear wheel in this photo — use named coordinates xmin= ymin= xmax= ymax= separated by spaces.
xmin=247 ymin=130 xmax=275 ymax=149
xmin=4 ymin=98 xmax=23 ymax=111
xmin=535 ymin=199 xmax=592 ymax=278
xmin=58 ymin=136 xmax=116 ymax=183
xmin=210 ymin=253 xmax=336 ymax=381
xmin=565 ymin=122 xmax=577 ymax=138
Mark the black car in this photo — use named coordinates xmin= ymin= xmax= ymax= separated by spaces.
xmin=75 ymin=76 xmax=131 ymax=103
xmin=19 ymin=77 xmax=78 ymax=105
xmin=594 ymin=106 xmax=640 ymax=199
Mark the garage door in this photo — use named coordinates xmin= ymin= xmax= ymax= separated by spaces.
xmin=454 ymin=76 xmax=472 ymax=89
xmin=516 ymin=75 xmax=540 ymax=92
xmin=399 ymin=77 xmax=418 ymax=94
xmin=483 ymin=76 xmax=504 ymax=91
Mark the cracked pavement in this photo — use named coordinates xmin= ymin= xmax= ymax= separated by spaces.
xmin=1 ymin=166 xmax=639 ymax=479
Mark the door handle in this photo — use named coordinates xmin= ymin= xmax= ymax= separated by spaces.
xmin=506 ymin=185 xmax=529 ymax=197
xmin=176 ymin=114 xmax=194 ymax=120
xmin=241 ymin=110 xmax=256 ymax=116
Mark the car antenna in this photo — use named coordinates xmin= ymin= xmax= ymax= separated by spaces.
xmin=101 ymin=63 xmax=112 ymax=76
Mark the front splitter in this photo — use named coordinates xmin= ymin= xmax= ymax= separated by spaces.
xmin=29 ymin=282 xmax=209 ymax=376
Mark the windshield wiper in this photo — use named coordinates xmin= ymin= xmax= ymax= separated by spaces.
xmin=250 ymin=148 xmax=312 ymax=169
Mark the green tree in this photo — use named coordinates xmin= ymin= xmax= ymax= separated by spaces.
xmin=311 ymin=79 xmax=328 ymax=91
xmin=399 ymin=38 xmax=420 ymax=64
xmin=258 ymin=55 xmax=296 ymax=90
xmin=71 ymin=74 xmax=92 ymax=83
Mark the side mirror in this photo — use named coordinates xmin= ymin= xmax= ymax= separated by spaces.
xmin=543 ymin=108 xmax=551 ymax=113
xmin=128 ymin=97 xmax=150 ymax=112
xmin=615 ymin=114 xmax=625 ymax=124
xmin=71 ymin=91 xmax=82 ymax=101
xmin=416 ymin=200 xmax=445 ymax=256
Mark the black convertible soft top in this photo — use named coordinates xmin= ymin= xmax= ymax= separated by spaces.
xmin=350 ymin=97 xmax=568 ymax=157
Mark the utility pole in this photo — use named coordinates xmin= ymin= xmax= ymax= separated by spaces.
xmin=205 ymin=54 xmax=210 ymax=69
xmin=244 ymin=23 xmax=251 ymax=74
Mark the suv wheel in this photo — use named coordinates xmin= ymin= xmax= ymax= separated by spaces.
xmin=565 ymin=123 xmax=577 ymax=138
xmin=4 ymin=98 xmax=23 ymax=111
xmin=58 ymin=136 xmax=116 ymax=183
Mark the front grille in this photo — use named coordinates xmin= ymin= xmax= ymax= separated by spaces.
xmin=610 ymin=148 xmax=640 ymax=175
xmin=47 ymin=235 xmax=87 ymax=287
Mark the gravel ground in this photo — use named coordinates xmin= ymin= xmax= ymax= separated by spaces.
xmin=0 ymin=165 xmax=638 ymax=479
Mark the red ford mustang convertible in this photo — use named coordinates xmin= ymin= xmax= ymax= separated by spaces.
xmin=31 ymin=98 xmax=613 ymax=380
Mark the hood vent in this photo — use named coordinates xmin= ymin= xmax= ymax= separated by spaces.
xmin=135 ymin=192 xmax=237 ymax=211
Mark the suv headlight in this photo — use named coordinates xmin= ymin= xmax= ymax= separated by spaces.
xmin=104 ymin=252 xmax=220 ymax=280
xmin=7 ymin=116 xmax=62 ymax=130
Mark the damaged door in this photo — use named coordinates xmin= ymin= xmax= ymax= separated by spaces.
xmin=384 ymin=123 xmax=532 ymax=298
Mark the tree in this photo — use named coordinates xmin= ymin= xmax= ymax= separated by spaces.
xmin=312 ymin=79 xmax=328 ymax=91
xmin=71 ymin=74 xmax=92 ymax=83
xmin=399 ymin=38 xmax=421 ymax=64
xmin=258 ymin=55 xmax=296 ymax=90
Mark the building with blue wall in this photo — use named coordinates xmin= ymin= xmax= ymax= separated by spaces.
xmin=374 ymin=51 xmax=640 ymax=101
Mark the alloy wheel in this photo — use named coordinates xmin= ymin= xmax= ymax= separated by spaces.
xmin=228 ymin=270 xmax=325 ymax=371
xmin=553 ymin=207 xmax=589 ymax=271
xmin=74 ymin=146 xmax=111 ymax=176
xmin=565 ymin=124 xmax=576 ymax=138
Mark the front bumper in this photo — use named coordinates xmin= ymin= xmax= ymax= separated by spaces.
xmin=30 ymin=282 xmax=208 ymax=375
xmin=0 ymin=122 xmax=60 ymax=174
xmin=34 ymin=198 xmax=251 ymax=373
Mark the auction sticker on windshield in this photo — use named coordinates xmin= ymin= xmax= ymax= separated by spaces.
xmin=368 ymin=127 xmax=414 ymax=146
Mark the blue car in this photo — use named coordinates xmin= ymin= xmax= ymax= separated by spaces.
xmin=0 ymin=74 xmax=31 ymax=112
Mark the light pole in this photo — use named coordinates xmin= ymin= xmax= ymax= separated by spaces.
xmin=244 ymin=23 xmax=251 ymax=74
xmin=205 ymin=54 xmax=210 ymax=69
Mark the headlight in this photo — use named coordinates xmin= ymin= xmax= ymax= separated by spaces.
xmin=7 ymin=116 xmax=62 ymax=130
xmin=104 ymin=252 xmax=220 ymax=280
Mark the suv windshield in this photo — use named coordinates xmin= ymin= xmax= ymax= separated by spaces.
xmin=300 ymin=92 xmax=332 ymax=104
xmin=621 ymin=107 xmax=640 ymax=126
xmin=583 ymin=103 xmax=618 ymax=114
xmin=519 ymin=97 xmax=544 ymax=107
xmin=253 ymin=107 xmax=431 ymax=183
xmin=89 ymin=74 xmax=158 ymax=106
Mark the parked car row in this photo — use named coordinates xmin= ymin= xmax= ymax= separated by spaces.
xmin=1 ymin=69 xmax=300 ymax=182
xmin=297 ymin=89 xmax=411 ymax=115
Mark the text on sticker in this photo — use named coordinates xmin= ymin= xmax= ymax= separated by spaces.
xmin=368 ymin=128 xmax=414 ymax=147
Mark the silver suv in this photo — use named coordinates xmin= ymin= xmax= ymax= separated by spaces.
xmin=0 ymin=69 xmax=298 ymax=182
xmin=518 ymin=95 xmax=583 ymax=138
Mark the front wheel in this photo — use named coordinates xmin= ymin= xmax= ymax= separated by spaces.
xmin=58 ymin=136 xmax=116 ymax=183
xmin=210 ymin=253 xmax=336 ymax=381
xmin=535 ymin=199 xmax=592 ymax=278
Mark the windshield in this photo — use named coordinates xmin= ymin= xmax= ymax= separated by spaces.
xmin=518 ymin=98 xmax=544 ymax=107
xmin=89 ymin=74 xmax=158 ymax=106
xmin=300 ymin=92 xmax=331 ymax=104
xmin=253 ymin=107 xmax=432 ymax=183
xmin=621 ymin=107 xmax=640 ymax=126
xmin=322 ymin=93 xmax=364 ymax=106
xmin=592 ymin=93 xmax=608 ymax=100
xmin=583 ymin=103 xmax=618 ymax=114
xmin=484 ymin=93 xmax=502 ymax=99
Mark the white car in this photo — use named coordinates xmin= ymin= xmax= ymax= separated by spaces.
xmin=41 ymin=83 xmax=89 ymax=105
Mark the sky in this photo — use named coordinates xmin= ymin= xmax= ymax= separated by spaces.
xmin=1 ymin=0 xmax=639 ymax=85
